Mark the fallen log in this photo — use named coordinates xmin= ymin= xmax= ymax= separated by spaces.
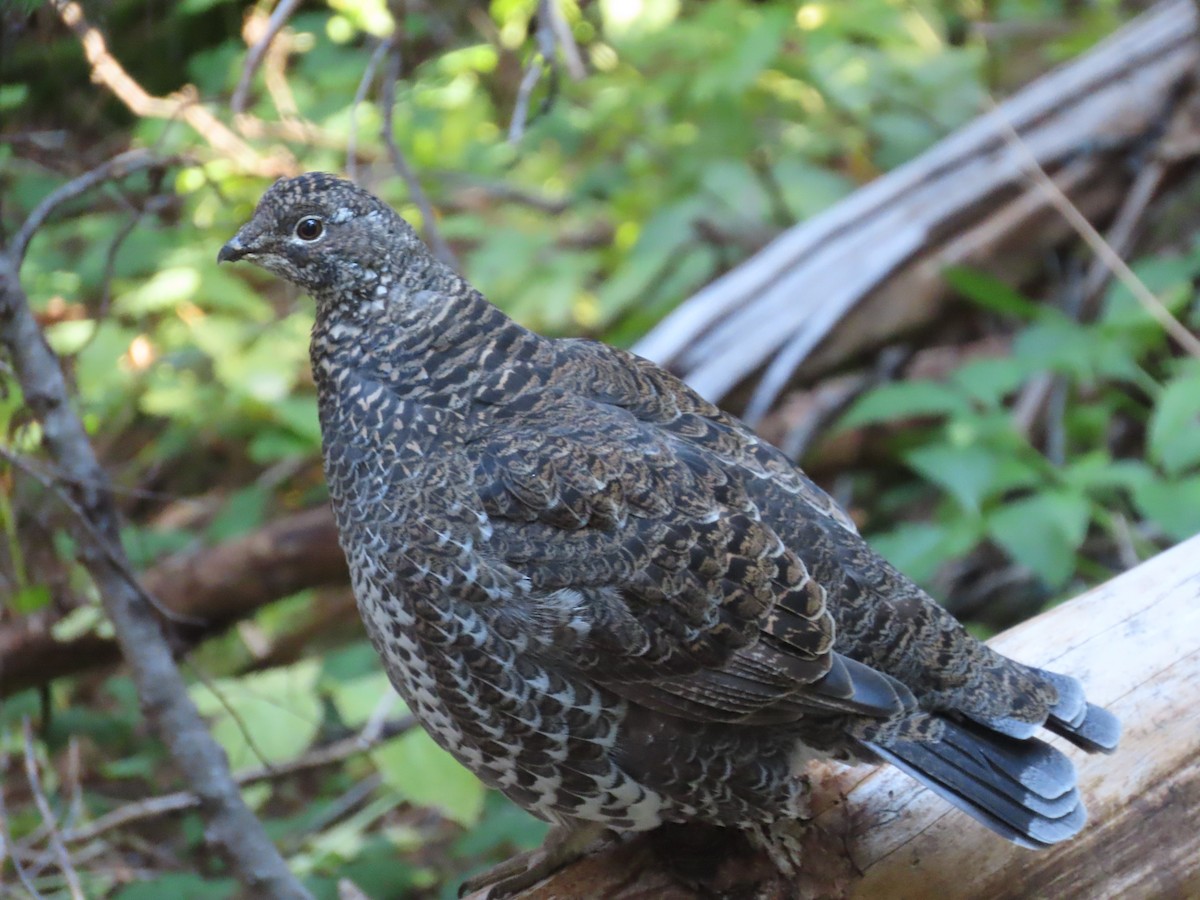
xmin=0 ymin=506 xmax=346 ymax=698
xmin=488 ymin=532 xmax=1200 ymax=899
xmin=634 ymin=0 xmax=1200 ymax=423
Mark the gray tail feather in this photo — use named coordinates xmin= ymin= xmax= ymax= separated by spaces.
xmin=1038 ymin=670 xmax=1121 ymax=753
xmin=866 ymin=718 xmax=1088 ymax=848
xmin=967 ymin=671 xmax=1121 ymax=754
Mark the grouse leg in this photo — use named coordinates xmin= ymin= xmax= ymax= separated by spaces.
xmin=458 ymin=821 xmax=610 ymax=898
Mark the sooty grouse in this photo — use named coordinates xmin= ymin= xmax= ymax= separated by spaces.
xmin=221 ymin=173 xmax=1119 ymax=894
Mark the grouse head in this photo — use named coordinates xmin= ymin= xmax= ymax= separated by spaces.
xmin=218 ymin=173 xmax=433 ymax=308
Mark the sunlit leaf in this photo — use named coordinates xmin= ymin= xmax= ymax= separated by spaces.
xmin=190 ymin=659 xmax=322 ymax=769
xmin=372 ymin=730 xmax=486 ymax=826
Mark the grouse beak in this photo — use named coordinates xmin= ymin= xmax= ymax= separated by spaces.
xmin=217 ymin=235 xmax=248 ymax=264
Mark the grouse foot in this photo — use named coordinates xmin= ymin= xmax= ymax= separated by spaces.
xmin=458 ymin=822 xmax=610 ymax=898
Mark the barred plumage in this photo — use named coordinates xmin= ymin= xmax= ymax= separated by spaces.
xmin=221 ymin=173 xmax=1119 ymax=890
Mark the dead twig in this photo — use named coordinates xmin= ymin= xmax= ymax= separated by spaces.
xmin=542 ymin=0 xmax=586 ymax=80
xmin=992 ymin=98 xmax=1200 ymax=358
xmin=508 ymin=58 xmax=546 ymax=145
xmin=508 ymin=0 xmax=560 ymax=144
xmin=0 ymin=752 xmax=45 ymax=899
xmin=378 ymin=37 xmax=458 ymax=268
xmin=10 ymin=149 xmax=176 ymax=271
xmin=287 ymin=775 xmax=385 ymax=845
xmin=64 ymin=739 xmax=84 ymax=835
xmin=20 ymin=720 xmax=84 ymax=900
xmin=437 ymin=172 xmax=569 ymax=214
xmin=63 ymin=715 xmax=415 ymax=845
xmin=231 ymin=0 xmax=303 ymax=117
xmin=347 ymin=37 xmax=391 ymax=183
xmin=53 ymin=0 xmax=291 ymax=177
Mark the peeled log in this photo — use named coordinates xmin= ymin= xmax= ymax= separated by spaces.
xmin=634 ymin=0 xmax=1200 ymax=422
xmin=504 ymin=533 xmax=1200 ymax=899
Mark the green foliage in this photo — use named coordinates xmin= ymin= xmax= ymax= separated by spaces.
xmin=372 ymin=730 xmax=486 ymax=827
xmin=190 ymin=659 xmax=324 ymax=769
xmin=842 ymin=245 xmax=1200 ymax=595
xmin=113 ymin=873 xmax=237 ymax=900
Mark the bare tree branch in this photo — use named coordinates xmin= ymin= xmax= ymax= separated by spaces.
xmin=377 ymin=36 xmax=458 ymax=268
xmin=0 ymin=752 xmax=45 ymax=899
xmin=10 ymin=150 xmax=176 ymax=271
xmin=63 ymin=715 xmax=415 ymax=845
xmin=346 ymin=37 xmax=391 ymax=184
xmin=508 ymin=56 xmax=546 ymax=145
xmin=52 ymin=0 xmax=293 ymax=178
xmin=508 ymin=0 xmax=561 ymax=145
xmin=1 ymin=212 xmax=309 ymax=899
xmin=542 ymin=0 xmax=586 ymax=81
xmin=231 ymin=0 xmax=304 ymax=117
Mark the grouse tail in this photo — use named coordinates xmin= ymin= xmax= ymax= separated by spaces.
xmin=865 ymin=718 xmax=1089 ymax=848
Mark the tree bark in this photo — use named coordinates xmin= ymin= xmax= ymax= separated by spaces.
xmin=498 ymin=532 xmax=1200 ymax=899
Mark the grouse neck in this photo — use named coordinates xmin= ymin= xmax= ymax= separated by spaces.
xmin=310 ymin=267 xmax=532 ymax=405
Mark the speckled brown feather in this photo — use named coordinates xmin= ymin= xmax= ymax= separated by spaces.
xmin=222 ymin=173 xmax=1119 ymax=847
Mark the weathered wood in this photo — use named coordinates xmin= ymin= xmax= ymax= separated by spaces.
xmin=634 ymin=0 xmax=1200 ymax=422
xmin=840 ymin=532 xmax=1200 ymax=900
xmin=503 ymin=532 xmax=1200 ymax=899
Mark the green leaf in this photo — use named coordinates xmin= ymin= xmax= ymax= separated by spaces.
xmin=453 ymin=791 xmax=549 ymax=858
xmin=942 ymin=266 xmax=1042 ymax=319
xmin=190 ymin=660 xmax=321 ymax=769
xmin=115 ymin=266 xmax=201 ymax=316
xmin=987 ymin=492 xmax=1091 ymax=587
xmin=0 ymin=83 xmax=28 ymax=111
xmin=1148 ymin=367 xmax=1200 ymax=476
xmin=328 ymin=671 xmax=399 ymax=728
xmin=1013 ymin=315 xmax=1096 ymax=380
xmin=45 ymin=319 xmax=97 ymax=356
xmin=951 ymin=356 xmax=1036 ymax=408
xmin=1132 ymin=475 xmax=1200 ymax=541
xmin=113 ymin=873 xmax=236 ymax=900
xmin=771 ymin=159 xmax=854 ymax=219
xmin=1062 ymin=454 xmax=1153 ymax=494
xmin=372 ymin=729 xmax=485 ymax=827
xmin=206 ymin=486 xmax=268 ymax=542
xmin=838 ymin=380 xmax=970 ymax=429
xmin=11 ymin=585 xmax=52 ymax=614
xmin=904 ymin=444 xmax=999 ymax=515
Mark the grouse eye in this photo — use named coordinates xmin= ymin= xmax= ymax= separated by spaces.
xmin=295 ymin=216 xmax=324 ymax=241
